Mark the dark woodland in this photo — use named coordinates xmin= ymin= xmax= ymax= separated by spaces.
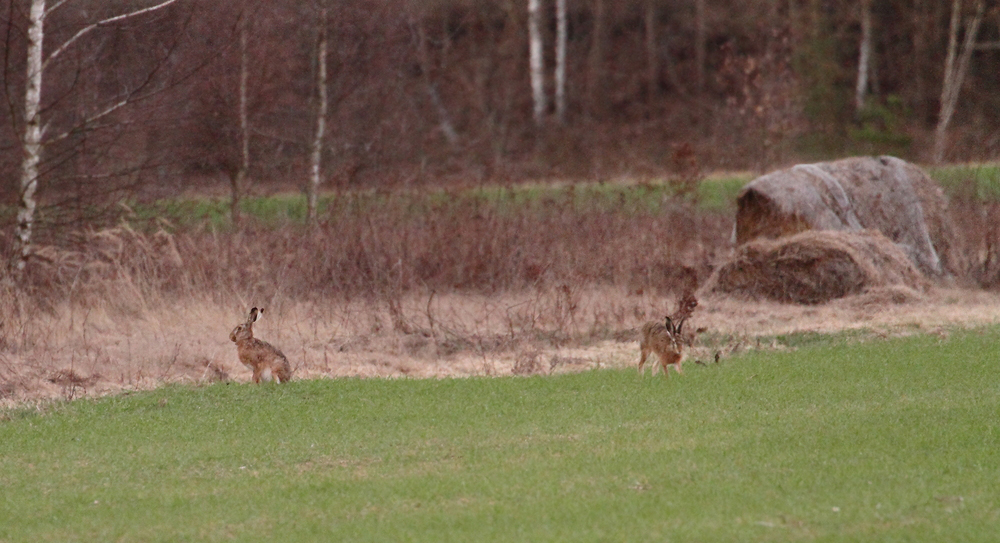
xmin=1 ymin=0 xmax=999 ymax=234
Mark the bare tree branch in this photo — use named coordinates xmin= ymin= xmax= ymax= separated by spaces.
xmin=43 ymin=0 xmax=181 ymax=69
xmin=43 ymin=0 xmax=73 ymax=18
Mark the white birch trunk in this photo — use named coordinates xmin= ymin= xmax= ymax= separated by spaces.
xmin=933 ymin=0 xmax=985 ymax=164
xmin=528 ymin=0 xmax=546 ymax=127
xmin=13 ymin=0 xmax=46 ymax=273
xmin=233 ymin=13 xmax=250 ymax=227
xmin=554 ymin=0 xmax=567 ymax=123
xmin=308 ymin=7 xmax=329 ymax=224
xmin=645 ymin=0 xmax=657 ymax=100
xmin=855 ymin=0 xmax=873 ymax=112
xmin=11 ymin=0 xmax=181 ymax=274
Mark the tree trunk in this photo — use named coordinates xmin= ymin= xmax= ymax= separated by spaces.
xmin=424 ymin=85 xmax=458 ymax=148
xmin=695 ymin=0 xmax=706 ymax=92
xmin=645 ymin=0 xmax=658 ymax=100
xmin=308 ymin=6 xmax=329 ymax=225
xmin=587 ymin=0 xmax=605 ymax=116
xmin=528 ymin=0 xmax=546 ymax=127
xmin=11 ymin=0 xmax=179 ymax=274
xmin=232 ymin=12 xmax=250 ymax=228
xmin=855 ymin=0 xmax=873 ymax=113
xmin=12 ymin=0 xmax=45 ymax=275
xmin=416 ymin=16 xmax=459 ymax=145
xmin=933 ymin=0 xmax=985 ymax=164
xmin=555 ymin=0 xmax=567 ymax=123
xmin=911 ymin=0 xmax=926 ymax=116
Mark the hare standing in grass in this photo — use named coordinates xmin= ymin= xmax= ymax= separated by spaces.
xmin=230 ymin=307 xmax=293 ymax=383
xmin=639 ymin=294 xmax=698 ymax=377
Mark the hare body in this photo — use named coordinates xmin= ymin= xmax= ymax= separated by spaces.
xmin=639 ymin=318 xmax=684 ymax=377
xmin=230 ymin=308 xmax=292 ymax=383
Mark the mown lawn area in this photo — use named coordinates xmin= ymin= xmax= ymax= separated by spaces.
xmin=2 ymin=328 xmax=999 ymax=542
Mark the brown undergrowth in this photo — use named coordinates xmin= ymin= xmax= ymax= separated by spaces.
xmin=3 ymin=184 xmax=1000 ymax=405
xmin=1 ymin=196 xmax=725 ymax=404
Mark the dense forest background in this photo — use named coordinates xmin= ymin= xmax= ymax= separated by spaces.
xmin=1 ymin=0 xmax=999 ymax=228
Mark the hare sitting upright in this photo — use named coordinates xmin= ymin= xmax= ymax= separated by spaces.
xmin=639 ymin=294 xmax=698 ymax=378
xmin=229 ymin=307 xmax=292 ymax=383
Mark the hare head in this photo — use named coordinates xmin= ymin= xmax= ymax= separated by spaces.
xmin=230 ymin=307 xmax=263 ymax=343
xmin=664 ymin=315 xmax=683 ymax=347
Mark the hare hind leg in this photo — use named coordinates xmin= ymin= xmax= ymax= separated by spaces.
xmin=639 ymin=343 xmax=650 ymax=375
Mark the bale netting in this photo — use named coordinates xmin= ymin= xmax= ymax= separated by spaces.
xmin=735 ymin=155 xmax=964 ymax=278
xmin=703 ymin=230 xmax=931 ymax=304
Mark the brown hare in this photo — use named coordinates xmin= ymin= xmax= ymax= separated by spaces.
xmin=638 ymin=294 xmax=698 ymax=377
xmin=639 ymin=317 xmax=685 ymax=377
xmin=229 ymin=307 xmax=292 ymax=383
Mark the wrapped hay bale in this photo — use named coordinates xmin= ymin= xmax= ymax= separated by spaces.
xmin=704 ymin=230 xmax=930 ymax=304
xmin=735 ymin=156 xmax=963 ymax=278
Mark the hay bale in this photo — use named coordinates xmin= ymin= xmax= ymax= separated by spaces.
xmin=704 ymin=230 xmax=930 ymax=304
xmin=735 ymin=156 xmax=962 ymax=278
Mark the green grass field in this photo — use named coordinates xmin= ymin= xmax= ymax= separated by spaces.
xmin=128 ymin=162 xmax=999 ymax=229
xmin=133 ymin=175 xmax=752 ymax=229
xmin=2 ymin=162 xmax=996 ymax=230
xmin=2 ymin=329 xmax=999 ymax=542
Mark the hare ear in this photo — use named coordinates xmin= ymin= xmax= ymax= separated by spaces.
xmin=248 ymin=307 xmax=259 ymax=323
xmin=664 ymin=316 xmax=674 ymax=333
xmin=676 ymin=318 xmax=684 ymax=335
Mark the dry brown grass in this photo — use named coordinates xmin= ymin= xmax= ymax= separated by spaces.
xmin=4 ymin=185 xmax=1000 ymax=405
xmin=0 ymin=196 xmax=719 ymax=403
xmin=5 ymin=284 xmax=1000 ymax=406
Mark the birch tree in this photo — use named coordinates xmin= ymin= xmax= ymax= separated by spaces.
xmin=232 ymin=11 xmax=251 ymax=227
xmin=554 ymin=0 xmax=567 ymax=123
xmin=302 ymin=1 xmax=369 ymax=223
xmin=855 ymin=0 xmax=873 ymax=112
xmin=528 ymin=0 xmax=547 ymax=127
xmin=587 ymin=0 xmax=605 ymax=115
xmin=695 ymin=0 xmax=706 ymax=92
xmin=10 ymin=0 xmax=182 ymax=275
xmin=933 ymin=0 xmax=985 ymax=164
xmin=307 ymin=4 xmax=329 ymax=225
xmin=645 ymin=0 xmax=658 ymax=100
xmin=412 ymin=8 xmax=459 ymax=146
